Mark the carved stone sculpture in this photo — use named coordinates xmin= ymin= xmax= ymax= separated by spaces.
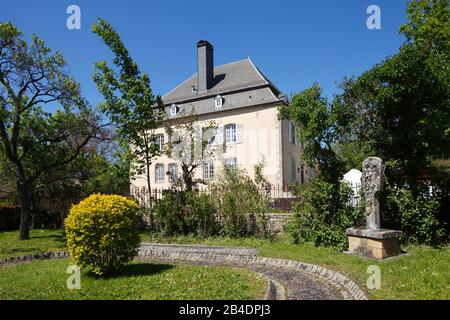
xmin=345 ymin=157 xmax=403 ymax=259
xmin=362 ymin=157 xmax=383 ymax=230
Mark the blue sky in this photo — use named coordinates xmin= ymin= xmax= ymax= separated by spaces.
xmin=1 ymin=0 xmax=409 ymax=109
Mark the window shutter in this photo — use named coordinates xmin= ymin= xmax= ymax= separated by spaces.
xmin=291 ymin=158 xmax=296 ymax=180
xmin=293 ymin=125 xmax=297 ymax=145
xmin=288 ymin=122 xmax=293 ymax=144
xmin=236 ymin=124 xmax=243 ymax=143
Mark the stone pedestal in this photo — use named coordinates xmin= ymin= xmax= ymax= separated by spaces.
xmin=346 ymin=228 xmax=403 ymax=259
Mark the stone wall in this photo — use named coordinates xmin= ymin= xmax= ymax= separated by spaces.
xmin=264 ymin=213 xmax=293 ymax=236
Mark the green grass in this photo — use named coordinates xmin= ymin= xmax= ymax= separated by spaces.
xmin=0 ymin=258 xmax=266 ymax=300
xmin=140 ymin=233 xmax=450 ymax=300
xmin=0 ymin=229 xmax=66 ymax=259
xmin=1 ymin=230 xmax=449 ymax=299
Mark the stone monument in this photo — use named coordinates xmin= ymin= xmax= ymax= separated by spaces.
xmin=346 ymin=157 xmax=403 ymax=259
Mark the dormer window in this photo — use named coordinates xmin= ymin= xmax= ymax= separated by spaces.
xmin=214 ymin=95 xmax=223 ymax=109
xmin=170 ymin=104 xmax=178 ymax=117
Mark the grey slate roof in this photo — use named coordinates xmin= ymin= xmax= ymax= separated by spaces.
xmin=162 ymin=58 xmax=285 ymax=116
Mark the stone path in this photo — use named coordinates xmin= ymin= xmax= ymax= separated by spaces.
xmin=249 ymin=264 xmax=341 ymax=300
xmin=137 ymin=243 xmax=368 ymax=300
xmin=0 ymin=243 xmax=368 ymax=300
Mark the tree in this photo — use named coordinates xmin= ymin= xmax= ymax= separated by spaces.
xmin=92 ymin=19 xmax=165 ymax=202
xmin=164 ymin=111 xmax=222 ymax=191
xmin=336 ymin=0 xmax=449 ymax=193
xmin=40 ymin=134 xmax=131 ymax=196
xmin=278 ymin=84 xmax=348 ymax=184
xmin=0 ymin=22 xmax=102 ymax=239
xmin=281 ymin=0 xmax=449 ymax=247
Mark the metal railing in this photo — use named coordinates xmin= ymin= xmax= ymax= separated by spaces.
xmin=130 ymin=186 xmax=300 ymax=212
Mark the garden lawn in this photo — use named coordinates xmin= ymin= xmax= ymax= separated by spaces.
xmin=0 ymin=258 xmax=266 ymax=300
xmin=1 ymin=230 xmax=449 ymax=299
xmin=0 ymin=229 xmax=66 ymax=259
xmin=140 ymin=234 xmax=450 ymax=300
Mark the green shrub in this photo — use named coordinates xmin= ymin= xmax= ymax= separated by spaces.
xmin=184 ymin=192 xmax=219 ymax=237
xmin=65 ymin=194 xmax=141 ymax=275
xmin=152 ymin=164 xmax=271 ymax=238
xmin=153 ymin=190 xmax=187 ymax=236
xmin=211 ymin=166 xmax=270 ymax=237
xmin=153 ymin=190 xmax=218 ymax=237
xmin=288 ymin=177 xmax=364 ymax=250
xmin=220 ymin=192 xmax=251 ymax=237
xmin=382 ymin=183 xmax=447 ymax=246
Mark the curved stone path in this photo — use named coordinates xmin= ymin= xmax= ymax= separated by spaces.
xmin=0 ymin=243 xmax=368 ymax=300
xmin=137 ymin=243 xmax=368 ymax=300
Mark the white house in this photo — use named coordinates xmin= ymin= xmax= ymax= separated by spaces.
xmin=131 ymin=40 xmax=316 ymax=192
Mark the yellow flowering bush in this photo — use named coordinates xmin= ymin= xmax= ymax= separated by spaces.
xmin=65 ymin=194 xmax=141 ymax=275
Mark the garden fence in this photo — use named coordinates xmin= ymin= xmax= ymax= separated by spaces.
xmin=1 ymin=186 xmax=301 ymax=230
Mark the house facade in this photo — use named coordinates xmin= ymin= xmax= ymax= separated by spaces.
xmin=131 ymin=40 xmax=314 ymax=192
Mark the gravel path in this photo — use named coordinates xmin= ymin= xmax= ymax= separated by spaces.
xmin=137 ymin=256 xmax=343 ymax=300
xmin=0 ymin=244 xmax=367 ymax=300
xmin=136 ymin=243 xmax=358 ymax=300
xmin=249 ymin=264 xmax=342 ymax=300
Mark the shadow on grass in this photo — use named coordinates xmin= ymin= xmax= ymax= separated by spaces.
xmin=29 ymin=232 xmax=66 ymax=244
xmin=88 ymin=263 xmax=175 ymax=279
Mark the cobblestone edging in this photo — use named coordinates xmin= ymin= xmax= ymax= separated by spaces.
xmin=138 ymin=243 xmax=368 ymax=300
xmin=0 ymin=244 xmax=368 ymax=300
xmin=0 ymin=249 xmax=281 ymax=300
xmin=140 ymin=243 xmax=258 ymax=256
xmin=0 ymin=251 xmax=69 ymax=266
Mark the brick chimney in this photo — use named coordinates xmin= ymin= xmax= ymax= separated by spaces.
xmin=196 ymin=40 xmax=214 ymax=92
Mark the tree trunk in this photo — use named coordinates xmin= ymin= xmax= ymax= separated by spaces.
xmin=146 ymin=161 xmax=152 ymax=205
xmin=182 ymin=166 xmax=193 ymax=192
xmin=146 ymin=161 xmax=153 ymax=226
xmin=17 ymin=179 xmax=33 ymax=240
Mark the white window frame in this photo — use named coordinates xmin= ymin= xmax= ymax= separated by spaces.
xmin=170 ymin=104 xmax=178 ymax=117
xmin=225 ymin=158 xmax=237 ymax=170
xmin=155 ymin=164 xmax=165 ymax=183
xmin=155 ymin=134 xmax=164 ymax=151
xmin=168 ymin=163 xmax=178 ymax=182
xmin=225 ymin=124 xmax=237 ymax=144
xmin=203 ymin=161 xmax=214 ymax=181
xmin=214 ymin=95 xmax=223 ymax=109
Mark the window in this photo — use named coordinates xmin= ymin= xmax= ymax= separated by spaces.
xmin=288 ymin=122 xmax=296 ymax=144
xmin=170 ymin=104 xmax=178 ymax=116
xmin=300 ymin=165 xmax=305 ymax=184
xmin=225 ymin=158 xmax=237 ymax=170
xmin=214 ymin=95 xmax=223 ymax=108
xmin=291 ymin=158 xmax=296 ymax=181
xmin=168 ymin=163 xmax=178 ymax=182
xmin=203 ymin=161 xmax=214 ymax=181
xmin=155 ymin=134 xmax=164 ymax=151
xmin=225 ymin=124 xmax=237 ymax=143
xmin=155 ymin=164 xmax=165 ymax=183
